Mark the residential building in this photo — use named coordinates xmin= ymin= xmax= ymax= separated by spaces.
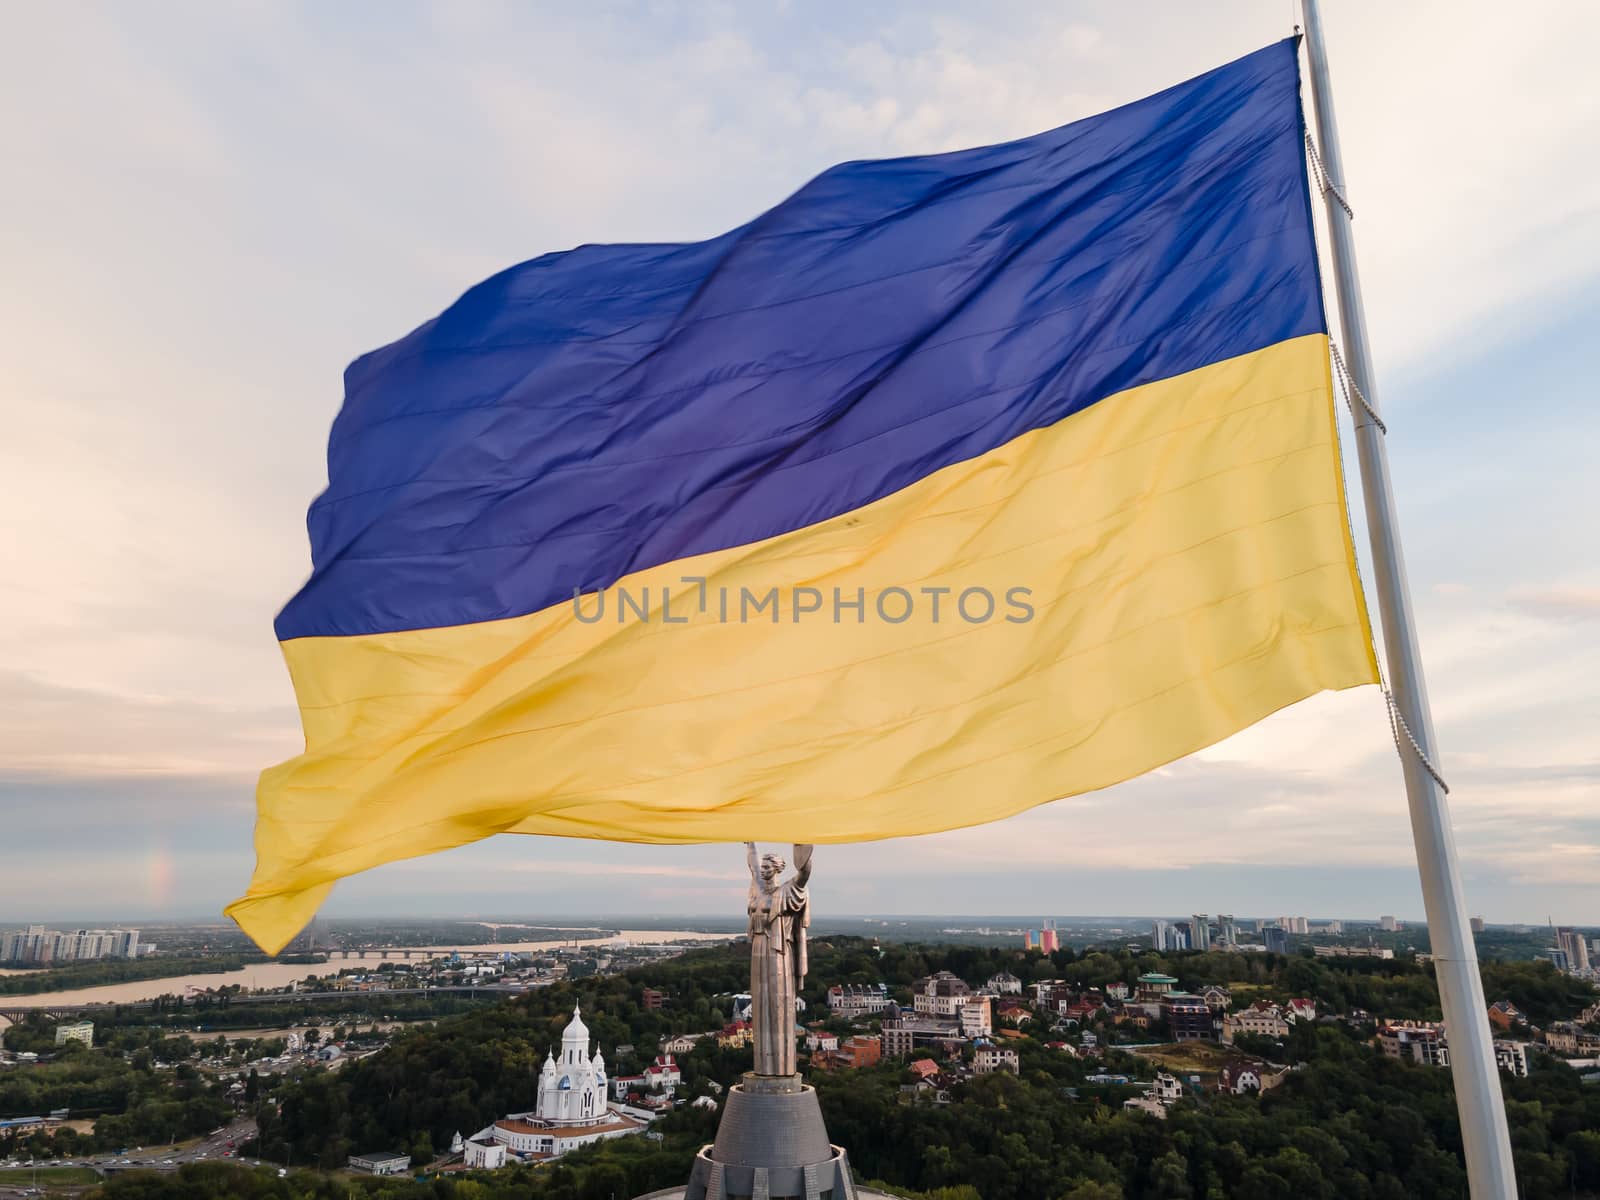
xmin=985 ymin=972 xmax=1023 ymax=995
xmin=1221 ymin=1003 xmax=1289 ymax=1044
xmin=716 ymin=1021 xmax=752 ymax=1048
xmin=1123 ymin=1071 xmax=1186 ymax=1118
xmin=1379 ymin=915 xmax=1400 ymax=932
xmin=53 ymin=1022 xmax=93 ymax=1048
xmin=1024 ymin=920 xmax=1060 ymax=953
xmin=1032 ymin=980 xmax=1070 ymax=1011
xmin=912 ymin=971 xmax=972 ymax=1017
xmin=1191 ymin=915 xmax=1212 ymax=952
xmin=1377 ymin=1022 xmax=1449 ymax=1068
xmin=1493 ymin=1041 xmax=1530 ymax=1077
xmin=1122 ymin=1094 xmax=1168 ymax=1119
xmin=1470 ymin=916 xmax=1486 ymax=934
xmin=1216 ymin=915 xmax=1238 ymax=947
xmin=641 ymin=988 xmax=668 ymax=1011
xmin=973 ymin=1046 xmax=1019 ymax=1076
xmin=1200 ymin=986 xmax=1232 ymax=1014
xmin=1544 ymin=1022 xmax=1583 ymax=1054
xmin=1311 ymin=943 xmax=1393 ymax=961
xmin=660 ymin=1033 xmax=699 ymax=1055
xmin=827 ymin=1036 xmax=882 ymax=1070
xmin=1135 ymin=973 xmax=1179 ymax=1002
xmin=1264 ymin=928 xmax=1289 ymax=955
xmin=642 ymin=1054 xmax=681 ymax=1091
xmin=995 ymin=999 xmax=1030 ymax=1025
xmin=1487 ymin=1000 xmax=1526 ymax=1031
xmin=1286 ymin=998 xmax=1316 ymax=1023
xmin=959 ymin=996 xmax=992 ymax=1038
xmin=610 ymin=1073 xmax=648 ymax=1101
xmin=1151 ymin=919 xmax=1170 ymax=951
xmin=1219 ymin=1065 xmax=1265 ymax=1094
xmin=881 ymin=1014 xmax=960 ymax=1058
xmin=349 ymin=1152 xmax=410 ymax=1176
xmin=805 ymin=1031 xmax=840 ymax=1054
xmin=1162 ymin=994 xmax=1216 ymax=1042
xmin=1 ymin=927 xmax=140 ymax=965
xmin=827 ymin=984 xmax=891 ymax=1015
xmin=881 ymin=1023 xmax=915 ymax=1059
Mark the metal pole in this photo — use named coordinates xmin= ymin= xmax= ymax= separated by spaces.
xmin=1299 ymin=3 xmax=1518 ymax=1195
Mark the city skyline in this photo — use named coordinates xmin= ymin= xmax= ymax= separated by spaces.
xmin=3 ymin=2 xmax=1596 ymax=930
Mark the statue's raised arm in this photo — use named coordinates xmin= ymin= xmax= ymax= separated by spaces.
xmin=746 ymin=840 xmax=760 ymax=882
xmin=792 ymin=843 xmax=814 ymax=889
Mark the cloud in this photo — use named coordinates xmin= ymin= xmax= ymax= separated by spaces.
xmin=1507 ymin=586 xmax=1600 ymax=623
xmin=0 ymin=671 xmax=297 ymax=777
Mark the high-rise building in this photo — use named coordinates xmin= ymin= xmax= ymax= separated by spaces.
xmin=1039 ymin=919 xmax=1060 ymax=954
xmin=1151 ymin=919 xmax=1170 ymax=951
xmin=1216 ymin=915 xmax=1238 ymax=947
xmin=1191 ymin=915 xmax=1211 ymax=952
xmin=1556 ymin=927 xmax=1590 ymax=973
xmin=1264 ymin=928 xmax=1289 ymax=954
xmin=1470 ymin=917 xmax=1486 ymax=934
xmin=0 ymin=927 xmax=141 ymax=965
xmin=1379 ymin=915 xmax=1399 ymax=932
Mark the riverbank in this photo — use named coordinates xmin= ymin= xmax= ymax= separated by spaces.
xmin=0 ymin=930 xmax=737 ymax=1027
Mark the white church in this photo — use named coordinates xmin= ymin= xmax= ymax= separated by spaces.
xmin=463 ymin=1003 xmax=644 ymax=1166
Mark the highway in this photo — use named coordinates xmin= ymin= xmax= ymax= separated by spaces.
xmin=0 ymin=1117 xmax=259 ymax=1193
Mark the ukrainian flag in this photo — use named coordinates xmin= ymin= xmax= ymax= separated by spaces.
xmin=230 ymin=39 xmax=1376 ymax=953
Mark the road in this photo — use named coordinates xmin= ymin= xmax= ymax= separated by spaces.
xmin=0 ymin=1117 xmax=259 ymax=1192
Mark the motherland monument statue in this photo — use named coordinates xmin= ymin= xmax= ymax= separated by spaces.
xmin=667 ymin=843 xmax=874 ymax=1200
xmin=747 ymin=841 xmax=811 ymax=1077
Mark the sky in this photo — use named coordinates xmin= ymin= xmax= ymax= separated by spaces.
xmin=1 ymin=1 xmax=1596 ymax=930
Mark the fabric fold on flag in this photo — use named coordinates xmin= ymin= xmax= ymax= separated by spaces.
xmin=230 ymin=37 xmax=1378 ymax=954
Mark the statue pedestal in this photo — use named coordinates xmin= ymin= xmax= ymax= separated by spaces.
xmin=682 ymin=1073 xmax=857 ymax=1200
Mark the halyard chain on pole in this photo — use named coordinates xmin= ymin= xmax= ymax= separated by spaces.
xmin=1384 ymin=686 xmax=1451 ymax=794
xmin=1304 ymin=130 xmax=1354 ymax=218
xmin=1330 ymin=339 xmax=1387 ymax=434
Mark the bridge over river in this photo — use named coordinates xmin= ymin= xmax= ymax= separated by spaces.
xmin=0 ymin=983 xmax=537 ymax=1025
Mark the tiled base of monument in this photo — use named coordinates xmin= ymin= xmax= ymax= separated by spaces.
xmin=679 ymin=1072 xmax=858 ymax=1200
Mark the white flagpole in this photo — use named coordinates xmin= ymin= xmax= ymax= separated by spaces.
xmin=1299 ymin=4 xmax=1518 ymax=1196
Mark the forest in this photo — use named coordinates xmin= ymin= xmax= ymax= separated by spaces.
xmin=10 ymin=936 xmax=1596 ymax=1197
xmin=226 ymin=938 xmax=1599 ymax=1198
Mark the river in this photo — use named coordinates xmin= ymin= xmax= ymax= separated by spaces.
xmin=0 ymin=930 xmax=736 ymax=1028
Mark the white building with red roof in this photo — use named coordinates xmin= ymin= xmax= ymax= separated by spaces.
xmin=474 ymin=1004 xmax=645 ymax=1162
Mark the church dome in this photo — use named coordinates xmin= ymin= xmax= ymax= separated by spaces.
xmin=562 ymin=1003 xmax=589 ymax=1044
